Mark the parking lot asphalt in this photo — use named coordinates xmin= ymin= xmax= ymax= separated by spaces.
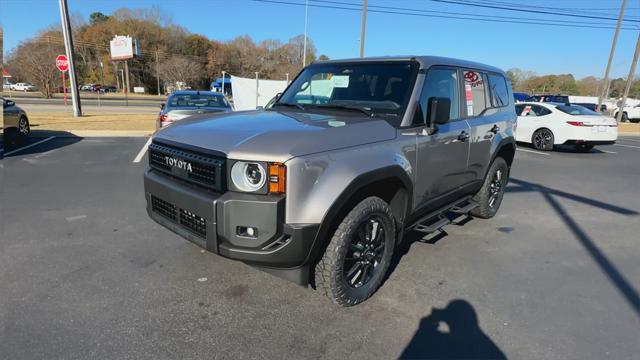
xmin=2 ymin=137 xmax=640 ymax=359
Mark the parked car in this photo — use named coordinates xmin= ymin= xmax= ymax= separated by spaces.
xmin=515 ymin=102 xmax=617 ymax=152
xmin=10 ymin=82 xmax=36 ymax=92
xmin=527 ymin=94 xmax=570 ymax=104
xmin=100 ymin=85 xmax=117 ymax=93
xmin=90 ymin=84 xmax=102 ymax=92
xmin=573 ymin=103 xmax=608 ymax=113
xmin=157 ymin=90 xmax=233 ymax=128
xmin=614 ymin=103 xmax=640 ymax=123
xmin=2 ymin=98 xmax=30 ymax=141
xmin=3 ymin=82 xmax=13 ymax=90
xmin=79 ymin=84 xmax=94 ymax=91
xmin=144 ymin=56 xmax=517 ymax=306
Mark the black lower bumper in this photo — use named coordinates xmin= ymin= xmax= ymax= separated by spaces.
xmin=144 ymin=169 xmax=319 ymax=285
xmin=563 ymin=140 xmax=616 ymax=145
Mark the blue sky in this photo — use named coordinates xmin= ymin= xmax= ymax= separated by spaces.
xmin=1 ymin=0 xmax=639 ymax=79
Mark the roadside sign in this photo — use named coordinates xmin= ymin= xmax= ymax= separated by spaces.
xmin=56 ymin=55 xmax=69 ymax=72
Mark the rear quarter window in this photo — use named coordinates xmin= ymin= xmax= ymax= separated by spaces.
xmin=488 ymin=74 xmax=509 ymax=107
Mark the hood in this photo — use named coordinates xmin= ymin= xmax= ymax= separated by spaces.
xmin=153 ymin=110 xmax=397 ymax=162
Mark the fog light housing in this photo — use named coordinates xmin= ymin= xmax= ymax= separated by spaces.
xmin=237 ymin=226 xmax=258 ymax=238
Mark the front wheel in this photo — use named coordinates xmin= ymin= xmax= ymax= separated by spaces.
xmin=471 ymin=157 xmax=509 ymax=219
xmin=18 ymin=116 xmax=30 ymax=137
xmin=532 ymin=128 xmax=554 ymax=151
xmin=314 ymin=197 xmax=396 ymax=306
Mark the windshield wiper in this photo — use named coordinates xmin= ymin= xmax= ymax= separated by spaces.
xmin=273 ymin=102 xmax=305 ymax=111
xmin=312 ymin=104 xmax=375 ymax=118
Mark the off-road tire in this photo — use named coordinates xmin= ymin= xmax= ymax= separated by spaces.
xmin=471 ymin=157 xmax=509 ymax=219
xmin=314 ymin=197 xmax=396 ymax=306
xmin=532 ymin=128 xmax=554 ymax=151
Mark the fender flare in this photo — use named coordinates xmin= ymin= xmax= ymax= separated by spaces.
xmin=305 ymin=165 xmax=413 ymax=265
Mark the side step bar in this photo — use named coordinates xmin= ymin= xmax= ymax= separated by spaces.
xmin=408 ymin=196 xmax=479 ymax=234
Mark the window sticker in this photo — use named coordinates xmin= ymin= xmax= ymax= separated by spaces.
xmin=521 ymin=105 xmax=532 ymax=116
xmin=465 ymin=84 xmax=474 ymax=115
xmin=332 ymin=75 xmax=350 ymax=88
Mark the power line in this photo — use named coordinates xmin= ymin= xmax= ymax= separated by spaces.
xmin=250 ymin=0 xmax=639 ymax=30
xmin=309 ymin=0 xmax=639 ymax=28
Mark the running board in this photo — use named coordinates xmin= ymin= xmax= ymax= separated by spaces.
xmin=409 ymin=197 xmax=479 ymax=234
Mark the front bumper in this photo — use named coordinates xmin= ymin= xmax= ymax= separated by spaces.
xmin=144 ymin=169 xmax=319 ymax=284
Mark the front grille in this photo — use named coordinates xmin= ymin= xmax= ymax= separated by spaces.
xmin=179 ymin=209 xmax=207 ymax=238
xmin=151 ymin=195 xmax=207 ymax=238
xmin=149 ymin=142 xmax=225 ymax=192
xmin=151 ymin=196 xmax=177 ymax=221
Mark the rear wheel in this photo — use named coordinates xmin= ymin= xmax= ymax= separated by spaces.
xmin=575 ymin=144 xmax=594 ymax=153
xmin=471 ymin=157 xmax=509 ymax=219
xmin=314 ymin=197 xmax=396 ymax=306
xmin=532 ymin=128 xmax=554 ymax=151
xmin=620 ymin=112 xmax=629 ymax=123
xmin=18 ymin=116 xmax=30 ymax=138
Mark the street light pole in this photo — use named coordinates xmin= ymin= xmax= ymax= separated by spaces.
xmin=360 ymin=0 xmax=368 ymax=58
xmin=616 ymin=32 xmax=640 ymax=124
xmin=598 ymin=0 xmax=627 ymax=112
xmin=302 ymin=0 xmax=309 ymax=67
xmin=58 ymin=0 xmax=82 ymax=117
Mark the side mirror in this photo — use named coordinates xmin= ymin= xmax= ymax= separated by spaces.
xmin=426 ymin=97 xmax=451 ymax=129
xmin=275 ymin=92 xmax=282 ymax=100
xmin=160 ymin=103 xmax=165 ymax=110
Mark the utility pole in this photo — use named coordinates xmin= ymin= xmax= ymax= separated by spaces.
xmin=155 ymin=50 xmax=161 ymax=96
xmin=598 ymin=0 xmax=627 ymax=112
xmin=58 ymin=0 xmax=82 ymax=117
xmin=360 ymin=0 xmax=368 ymax=58
xmin=124 ymin=60 xmax=130 ymax=106
xmin=302 ymin=0 xmax=309 ymax=67
xmin=616 ymin=32 xmax=640 ymax=123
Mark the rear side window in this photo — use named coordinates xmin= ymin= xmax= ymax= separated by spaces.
xmin=418 ymin=68 xmax=460 ymax=124
xmin=516 ymin=104 xmax=551 ymax=117
xmin=463 ymin=70 xmax=488 ymax=116
xmin=488 ymin=74 xmax=509 ymax=107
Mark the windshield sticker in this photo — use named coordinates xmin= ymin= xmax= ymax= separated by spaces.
xmin=327 ymin=120 xmax=346 ymax=127
xmin=332 ymin=75 xmax=350 ymax=88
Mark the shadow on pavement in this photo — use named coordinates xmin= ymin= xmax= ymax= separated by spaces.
xmin=400 ymin=299 xmax=506 ymax=359
xmin=507 ymin=178 xmax=640 ymax=318
xmin=3 ymin=130 xmax=82 ymax=158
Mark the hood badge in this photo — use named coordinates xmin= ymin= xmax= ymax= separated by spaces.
xmin=164 ymin=156 xmax=193 ymax=173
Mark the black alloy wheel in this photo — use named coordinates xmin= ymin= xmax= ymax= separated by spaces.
xmin=532 ymin=128 xmax=554 ymax=151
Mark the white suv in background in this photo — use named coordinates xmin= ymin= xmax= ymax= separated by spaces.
xmin=614 ymin=104 xmax=640 ymax=123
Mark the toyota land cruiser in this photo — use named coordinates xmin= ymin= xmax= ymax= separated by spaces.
xmin=144 ymin=56 xmax=517 ymax=306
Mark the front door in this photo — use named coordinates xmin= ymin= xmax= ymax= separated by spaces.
xmin=413 ymin=67 xmax=471 ymax=211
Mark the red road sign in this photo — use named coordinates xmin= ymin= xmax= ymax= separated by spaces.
xmin=56 ymin=55 xmax=69 ymax=72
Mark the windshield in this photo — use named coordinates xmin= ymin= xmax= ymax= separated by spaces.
xmin=556 ymin=104 xmax=599 ymax=116
xmin=277 ymin=61 xmax=418 ymax=123
xmin=168 ymin=94 xmax=230 ymax=108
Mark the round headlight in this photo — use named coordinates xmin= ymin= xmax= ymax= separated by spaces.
xmin=231 ymin=161 xmax=266 ymax=192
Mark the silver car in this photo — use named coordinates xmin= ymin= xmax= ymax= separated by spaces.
xmin=144 ymin=56 xmax=517 ymax=306
xmin=157 ymin=90 xmax=233 ymax=129
xmin=2 ymin=98 xmax=30 ymax=141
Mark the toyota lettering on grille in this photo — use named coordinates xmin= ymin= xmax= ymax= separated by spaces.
xmin=164 ymin=156 xmax=193 ymax=173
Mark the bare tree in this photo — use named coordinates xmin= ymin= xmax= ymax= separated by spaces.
xmin=158 ymin=56 xmax=203 ymax=88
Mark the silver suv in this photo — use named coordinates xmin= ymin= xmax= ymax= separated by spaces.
xmin=144 ymin=56 xmax=516 ymax=306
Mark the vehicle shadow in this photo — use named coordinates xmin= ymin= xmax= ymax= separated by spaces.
xmin=507 ymin=178 xmax=640 ymax=318
xmin=2 ymin=130 xmax=82 ymax=158
xmin=400 ymin=299 xmax=506 ymax=359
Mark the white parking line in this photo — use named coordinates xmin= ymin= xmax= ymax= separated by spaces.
xmin=614 ymin=143 xmax=640 ymax=149
xmin=4 ymin=136 xmax=56 ymax=156
xmin=599 ymin=149 xmax=617 ymax=154
xmin=133 ymin=137 xmax=152 ymax=163
xmin=516 ymin=148 xmax=551 ymax=156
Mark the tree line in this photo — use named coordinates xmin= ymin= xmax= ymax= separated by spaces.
xmin=5 ymin=8 xmax=326 ymax=97
xmin=506 ymin=68 xmax=640 ymax=99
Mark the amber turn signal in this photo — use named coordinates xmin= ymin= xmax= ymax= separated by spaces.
xmin=268 ymin=163 xmax=286 ymax=194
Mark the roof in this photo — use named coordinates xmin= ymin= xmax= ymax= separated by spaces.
xmin=313 ymin=55 xmax=505 ymax=75
xmin=170 ymin=90 xmax=223 ymax=96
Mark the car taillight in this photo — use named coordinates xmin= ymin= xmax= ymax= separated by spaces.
xmin=566 ymin=121 xmax=591 ymax=126
xmin=159 ymin=114 xmax=170 ymax=125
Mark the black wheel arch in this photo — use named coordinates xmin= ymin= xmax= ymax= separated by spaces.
xmin=305 ymin=166 xmax=413 ymax=267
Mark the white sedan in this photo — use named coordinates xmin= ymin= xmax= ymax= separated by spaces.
xmin=515 ymin=102 xmax=618 ymax=152
xmin=10 ymin=82 xmax=36 ymax=91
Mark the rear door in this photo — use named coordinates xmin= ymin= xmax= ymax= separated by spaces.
xmin=413 ymin=67 xmax=471 ymax=210
xmin=465 ymin=71 xmax=511 ymax=182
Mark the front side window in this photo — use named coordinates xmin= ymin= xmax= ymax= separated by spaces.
xmin=463 ymin=70 xmax=488 ymax=116
xmin=418 ymin=68 xmax=459 ymax=124
xmin=277 ymin=61 xmax=418 ymax=124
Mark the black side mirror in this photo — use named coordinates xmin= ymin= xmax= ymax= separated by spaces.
xmin=160 ymin=103 xmax=165 ymax=110
xmin=427 ymin=97 xmax=450 ymax=128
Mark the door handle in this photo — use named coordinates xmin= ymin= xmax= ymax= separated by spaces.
xmin=490 ymin=124 xmax=500 ymax=134
xmin=458 ymin=131 xmax=470 ymax=142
